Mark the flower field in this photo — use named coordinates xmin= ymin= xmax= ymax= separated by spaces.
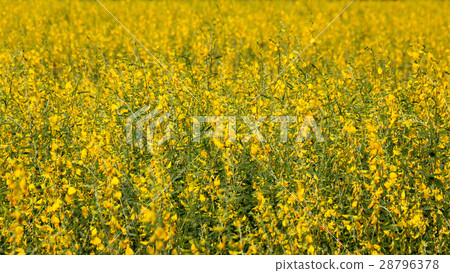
xmin=0 ymin=0 xmax=449 ymax=255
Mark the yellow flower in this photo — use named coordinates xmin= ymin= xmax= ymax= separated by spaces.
xmin=199 ymin=194 xmax=206 ymax=202
xmin=125 ymin=247 xmax=134 ymax=255
xmin=213 ymin=177 xmax=220 ymax=187
xmin=113 ymin=191 xmax=122 ymax=200
xmin=142 ymin=210 xmax=156 ymax=224
xmin=91 ymin=237 xmax=101 ymax=246
xmin=250 ymin=144 xmax=258 ymax=155
xmin=111 ymin=177 xmax=120 ymax=186
xmin=15 ymin=248 xmax=26 ymax=255
xmin=68 ymin=187 xmax=77 ymax=195
xmin=191 ymin=243 xmax=198 ymax=253
xmin=212 ymin=138 xmax=224 ymax=149
xmin=155 ymin=227 xmax=166 ymax=240
xmin=91 ymin=227 xmax=98 ymax=236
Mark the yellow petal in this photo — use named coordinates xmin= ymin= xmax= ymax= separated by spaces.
xmin=125 ymin=247 xmax=134 ymax=255
xmin=68 ymin=187 xmax=76 ymax=195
